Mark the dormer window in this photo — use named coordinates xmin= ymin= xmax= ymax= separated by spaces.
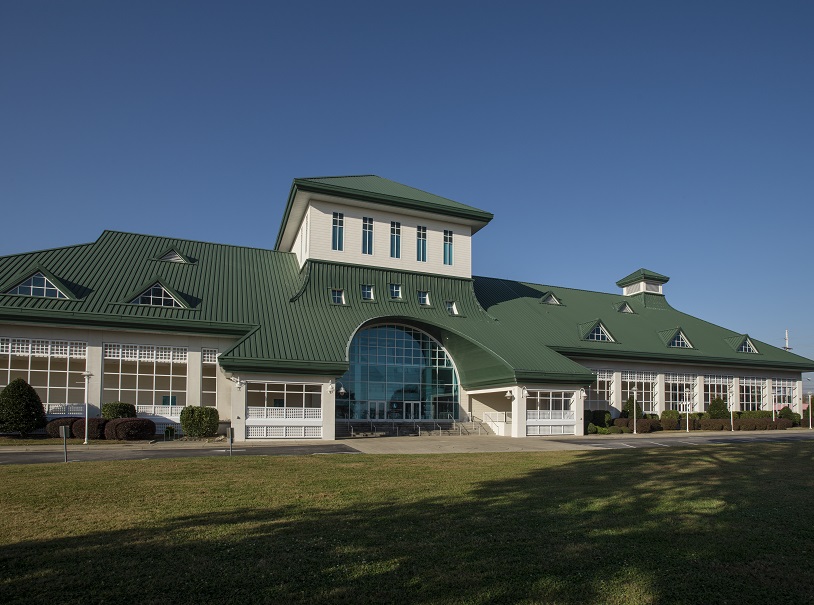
xmin=541 ymin=293 xmax=561 ymax=305
xmin=131 ymin=284 xmax=182 ymax=307
xmin=418 ymin=291 xmax=430 ymax=306
xmin=331 ymin=289 xmax=346 ymax=305
xmin=618 ymin=302 xmax=634 ymax=314
xmin=587 ymin=323 xmax=613 ymax=342
xmin=669 ymin=331 xmax=692 ymax=348
xmin=5 ymin=272 xmax=68 ymax=299
xmin=159 ymin=250 xmax=186 ymax=263
xmin=361 ymin=285 xmax=374 ymax=301
xmin=389 ymin=283 xmax=402 ymax=299
xmin=445 ymin=301 xmax=459 ymax=315
xmin=739 ymin=338 xmax=757 ymax=354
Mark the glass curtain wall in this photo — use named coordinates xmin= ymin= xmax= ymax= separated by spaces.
xmin=335 ymin=324 xmax=459 ymax=421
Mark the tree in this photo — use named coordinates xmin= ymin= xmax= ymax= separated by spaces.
xmin=708 ymin=397 xmax=729 ymax=419
xmin=622 ymin=396 xmax=643 ymax=419
xmin=0 ymin=378 xmax=47 ymax=436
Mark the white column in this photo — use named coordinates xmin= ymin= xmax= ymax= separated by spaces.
xmin=765 ymin=378 xmax=773 ymax=413
xmin=86 ymin=344 xmax=104 ymax=416
xmin=512 ymin=386 xmax=526 ymax=438
xmin=612 ymin=371 xmax=623 ymax=414
xmin=574 ymin=389 xmax=586 ymax=436
xmin=187 ymin=350 xmax=202 ymax=406
xmin=796 ymin=379 xmax=804 ymax=414
xmin=732 ymin=377 xmax=741 ymax=411
xmin=656 ymin=373 xmax=666 ymax=415
xmin=322 ymin=382 xmax=336 ymax=440
xmin=696 ymin=375 xmax=705 ymax=412
xmin=230 ymin=383 xmax=246 ymax=442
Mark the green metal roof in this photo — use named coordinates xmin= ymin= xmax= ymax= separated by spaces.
xmin=1 ymin=231 xmax=812 ymax=388
xmin=616 ymin=268 xmax=670 ymax=288
xmin=275 ymin=175 xmax=494 ymax=249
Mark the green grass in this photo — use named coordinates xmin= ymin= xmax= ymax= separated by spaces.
xmin=1 ymin=444 xmax=813 ymax=604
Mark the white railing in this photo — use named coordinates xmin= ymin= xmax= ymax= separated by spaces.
xmin=44 ymin=403 xmax=85 ymax=416
xmin=483 ymin=411 xmax=512 ymax=436
xmin=137 ymin=405 xmax=184 ymax=417
xmin=527 ymin=410 xmax=576 ymax=421
xmin=247 ymin=407 xmax=322 ymax=420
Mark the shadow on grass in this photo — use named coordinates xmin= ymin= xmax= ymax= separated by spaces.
xmin=2 ymin=444 xmax=814 ymax=604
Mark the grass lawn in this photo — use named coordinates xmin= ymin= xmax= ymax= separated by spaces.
xmin=1 ymin=444 xmax=813 ymax=605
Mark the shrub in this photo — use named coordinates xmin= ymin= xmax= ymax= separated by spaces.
xmin=776 ymin=418 xmax=792 ymax=430
xmin=678 ymin=417 xmax=700 ymax=431
xmin=661 ymin=416 xmax=679 ymax=430
xmin=596 ymin=426 xmax=610 ymax=435
xmin=632 ymin=419 xmax=651 ymax=433
xmin=738 ymin=419 xmax=757 ymax=431
xmin=700 ymin=418 xmax=727 ymax=431
xmin=620 ymin=426 xmax=632 ymax=433
xmin=777 ymin=406 xmax=795 ymax=422
xmin=661 ymin=409 xmax=679 ymax=421
xmin=0 ymin=378 xmax=47 ymax=436
xmin=589 ymin=409 xmax=611 ymax=428
xmin=45 ymin=417 xmax=80 ymax=438
xmin=622 ymin=396 xmax=644 ymax=419
xmin=754 ymin=418 xmax=771 ymax=430
xmin=792 ymin=412 xmax=802 ymax=426
xmin=102 ymin=402 xmax=137 ymax=419
xmin=72 ymin=418 xmax=107 ymax=440
xmin=179 ymin=406 xmax=219 ymax=437
xmin=649 ymin=418 xmax=662 ymax=431
xmin=587 ymin=422 xmax=598 ymax=434
xmin=738 ymin=411 xmax=773 ymax=419
xmin=708 ymin=397 xmax=729 ymax=419
xmin=613 ymin=418 xmax=629 ymax=429
xmin=104 ymin=418 xmax=156 ymax=440
xmin=607 ymin=426 xmax=623 ymax=434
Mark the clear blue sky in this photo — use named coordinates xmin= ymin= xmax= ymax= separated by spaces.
xmin=2 ymin=1 xmax=813 ymax=380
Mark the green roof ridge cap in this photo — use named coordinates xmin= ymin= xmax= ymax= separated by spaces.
xmin=616 ymin=268 xmax=670 ymax=288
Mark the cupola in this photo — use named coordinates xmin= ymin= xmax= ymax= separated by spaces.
xmin=616 ymin=268 xmax=669 ymax=296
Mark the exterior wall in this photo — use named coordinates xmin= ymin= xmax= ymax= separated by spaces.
xmin=304 ymin=199 xmax=473 ymax=278
xmin=579 ymin=357 xmax=804 ymax=415
xmin=292 ymin=209 xmax=310 ymax=266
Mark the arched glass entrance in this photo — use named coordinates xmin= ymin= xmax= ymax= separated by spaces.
xmin=335 ymin=324 xmax=459 ymax=421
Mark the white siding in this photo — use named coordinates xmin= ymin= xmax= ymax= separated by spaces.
xmin=305 ymin=200 xmax=473 ymax=278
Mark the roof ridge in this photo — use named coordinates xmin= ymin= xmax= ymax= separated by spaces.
xmin=0 ymin=240 xmax=96 ymax=260
xmin=100 ymin=230 xmax=296 ymax=256
xmin=299 ymin=174 xmax=376 ymax=181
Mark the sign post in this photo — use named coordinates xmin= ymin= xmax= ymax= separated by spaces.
xmin=59 ymin=425 xmax=70 ymax=462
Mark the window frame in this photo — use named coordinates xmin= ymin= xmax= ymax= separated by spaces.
xmin=390 ymin=221 xmax=401 ymax=259
xmin=416 ymin=226 xmax=427 ymax=262
xmin=362 ymin=217 xmax=374 ymax=255
xmin=332 ymin=212 xmax=344 ymax=252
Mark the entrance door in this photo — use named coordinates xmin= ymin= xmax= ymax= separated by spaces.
xmin=370 ymin=401 xmax=386 ymax=420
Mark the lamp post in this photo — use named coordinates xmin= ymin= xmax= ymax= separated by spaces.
xmin=82 ymin=371 xmax=93 ymax=445
xmin=631 ymin=386 xmax=637 ymax=434
xmin=807 ymin=378 xmax=812 ymax=430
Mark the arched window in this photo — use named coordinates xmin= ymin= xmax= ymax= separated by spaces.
xmin=336 ymin=324 xmax=459 ymax=421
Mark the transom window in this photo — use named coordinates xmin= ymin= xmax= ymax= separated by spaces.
xmin=332 ymin=212 xmax=344 ymax=251
xmin=335 ymin=324 xmax=459 ymax=421
xmin=131 ymin=284 xmax=182 ymax=307
xmin=362 ymin=217 xmax=374 ymax=255
xmin=361 ymin=285 xmax=374 ymax=301
xmin=445 ymin=301 xmax=459 ymax=315
xmin=389 ymin=284 xmax=402 ymax=299
xmin=5 ymin=272 xmax=67 ymax=299
xmin=587 ymin=323 xmax=613 ymax=342
xmin=390 ymin=222 xmax=401 ymax=258
xmin=331 ymin=289 xmax=346 ymax=305
xmin=201 ymin=348 xmax=218 ymax=406
xmin=418 ymin=291 xmax=430 ymax=306
xmin=443 ymin=230 xmax=453 ymax=266
xmin=416 ymin=226 xmax=427 ymax=262
xmin=669 ymin=331 xmax=692 ymax=348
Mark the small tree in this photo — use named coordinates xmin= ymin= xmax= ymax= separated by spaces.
xmin=708 ymin=397 xmax=729 ymax=419
xmin=778 ymin=405 xmax=795 ymax=422
xmin=180 ymin=406 xmax=219 ymax=437
xmin=622 ymin=396 xmax=643 ymax=419
xmin=0 ymin=378 xmax=47 ymax=436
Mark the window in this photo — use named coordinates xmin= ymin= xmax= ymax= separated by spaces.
xmin=159 ymin=250 xmax=186 ymax=263
xmin=362 ymin=217 xmax=374 ymax=255
xmin=5 ymin=272 xmax=68 ymax=299
xmin=526 ymin=391 xmax=575 ymax=420
xmin=418 ymin=291 xmax=430 ymax=306
xmin=332 ymin=212 xmax=344 ymax=251
xmin=664 ymin=373 xmax=696 ymax=411
xmin=131 ymin=283 xmax=182 ymax=307
xmin=445 ymin=301 xmax=459 ymax=315
xmin=0 ymin=337 xmax=86 ymax=408
xmin=246 ymin=382 xmax=322 ymax=416
xmin=772 ymin=379 xmax=795 ymax=411
xmin=618 ymin=303 xmax=634 ymax=314
xmin=739 ymin=338 xmax=757 ymax=354
xmin=541 ymin=293 xmax=561 ymax=305
xmin=669 ymin=331 xmax=692 ymax=348
xmin=587 ymin=323 xmax=613 ymax=342
xmin=621 ymin=371 xmax=656 ymax=414
xmin=389 ymin=283 xmax=402 ymax=299
xmin=587 ymin=369 xmax=613 ymax=410
xmin=416 ymin=226 xmax=427 ymax=262
xmin=361 ymin=285 xmax=374 ymax=301
xmin=103 ymin=344 xmax=188 ymax=409
xmin=331 ymin=289 xmax=346 ymax=305
xmin=704 ymin=375 xmax=733 ymax=410
xmin=443 ymin=230 xmax=453 ymax=265
xmin=201 ymin=348 xmax=218 ymax=406
xmin=740 ymin=377 xmax=765 ymax=411
xmin=390 ymin=222 xmax=401 ymax=258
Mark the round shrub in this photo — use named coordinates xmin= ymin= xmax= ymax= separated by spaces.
xmin=708 ymin=397 xmax=730 ymax=419
xmin=613 ymin=418 xmax=629 ymax=429
xmin=738 ymin=419 xmax=757 ymax=431
xmin=0 ymin=378 xmax=47 ymax=436
xmin=72 ymin=418 xmax=107 ymax=440
xmin=607 ymin=426 xmax=623 ymax=434
xmin=661 ymin=416 xmax=679 ymax=430
xmin=45 ymin=417 xmax=80 ymax=438
xmin=776 ymin=418 xmax=792 ymax=430
xmin=102 ymin=402 xmax=137 ymax=419
xmin=587 ymin=422 xmax=598 ymax=434
xmin=180 ymin=406 xmax=219 ymax=437
xmin=633 ymin=419 xmax=651 ymax=433
xmin=104 ymin=418 xmax=156 ymax=441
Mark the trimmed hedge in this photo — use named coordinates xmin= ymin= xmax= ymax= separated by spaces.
xmin=104 ymin=418 xmax=156 ymax=441
xmin=102 ymin=402 xmax=137 ymax=419
xmin=179 ymin=406 xmax=219 ymax=437
xmin=45 ymin=417 xmax=80 ymax=438
xmin=699 ymin=418 xmax=731 ymax=431
xmin=72 ymin=418 xmax=107 ymax=440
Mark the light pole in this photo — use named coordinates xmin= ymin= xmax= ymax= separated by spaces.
xmin=631 ymin=386 xmax=637 ymax=434
xmin=807 ymin=378 xmax=812 ymax=430
xmin=82 ymin=371 xmax=93 ymax=445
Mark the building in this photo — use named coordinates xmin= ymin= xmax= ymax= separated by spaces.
xmin=1 ymin=175 xmax=812 ymax=439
